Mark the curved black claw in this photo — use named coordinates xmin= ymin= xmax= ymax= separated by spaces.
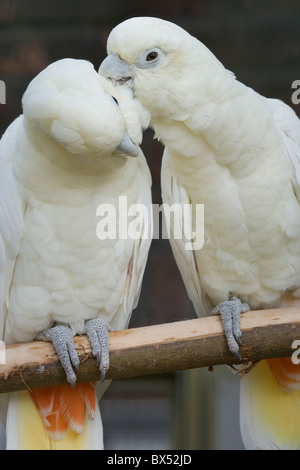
xmin=37 ymin=325 xmax=80 ymax=387
xmin=84 ymin=319 xmax=112 ymax=383
xmin=211 ymin=296 xmax=250 ymax=362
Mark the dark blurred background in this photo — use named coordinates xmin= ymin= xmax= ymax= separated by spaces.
xmin=0 ymin=0 xmax=299 ymax=450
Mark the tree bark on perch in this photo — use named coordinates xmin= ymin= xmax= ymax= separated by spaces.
xmin=0 ymin=308 xmax=300 ymax=394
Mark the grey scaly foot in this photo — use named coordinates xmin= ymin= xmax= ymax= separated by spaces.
xmin=37 ymin=325 xmax=80 ymax=387
xmin=211 ymin=295 xmax=250 ymax=362
xmin=84 ymin=318 xmax=112 ymax=383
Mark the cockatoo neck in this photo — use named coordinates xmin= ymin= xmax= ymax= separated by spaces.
xmin=151 ymin=78 xmax=275 ymax=174
xmin=15 ymin=120 xmax=132 ymax=202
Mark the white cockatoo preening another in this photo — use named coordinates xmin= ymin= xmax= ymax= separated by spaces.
xmin=99 ymin=17 xmax=300 ymax=449
xmin=0 ymin=58 xmax=152 ymax=449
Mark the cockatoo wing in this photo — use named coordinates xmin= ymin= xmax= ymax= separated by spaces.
xmin=267 ymin=98 xmax=300 ymax=301
xmin=161 ymin=148 xmax=212 ymax=317
xmin=123 ymin=152 xmax=152 ymax=318
xmin=103 ymin=148 xmax=152 ymax=333
xmin=241 ymin=96 xmax=300 ymax=449
xmin=268 ymin=97 xmax=300 ymax=191
xmin=0 ymin=116 xmax=24 ymax=341
xmin=0 ymin=117 xmax=24 ymax=444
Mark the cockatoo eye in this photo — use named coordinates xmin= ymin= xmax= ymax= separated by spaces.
xmin=136 ymin=47 xmax=166 ymax=69
xmin=146 ymin=51 xmax=158 ymax=61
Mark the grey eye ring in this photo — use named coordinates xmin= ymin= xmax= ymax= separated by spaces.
xmin=136 ymin=47 xmax=165 ymax=69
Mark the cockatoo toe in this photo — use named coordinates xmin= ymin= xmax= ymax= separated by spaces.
xmin=211 ymin=296 xmax=250 ymax=362
xmin=37 ymin=325 xmax=80 ymax=387
xmin=84 ymin=318 xmax=112 ymax=383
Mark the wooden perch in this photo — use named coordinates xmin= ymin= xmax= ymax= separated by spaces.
xmin=0 ymin=307 xmax=300 ymax=394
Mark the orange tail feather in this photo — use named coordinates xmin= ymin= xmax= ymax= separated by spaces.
xmin=267 ymin=358 xmax=300 ymax=392
xmin=30 ymin=382 xmax=96 ymax=440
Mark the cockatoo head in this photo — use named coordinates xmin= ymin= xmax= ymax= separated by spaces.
xmin=22 ymin=58 xmax=150 ymax=160
xmin=99 ymin=17 xmax=229 ymax=123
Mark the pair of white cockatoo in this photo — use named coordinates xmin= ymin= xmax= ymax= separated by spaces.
xmin=0 ymin=16 xmax=299 ymax=450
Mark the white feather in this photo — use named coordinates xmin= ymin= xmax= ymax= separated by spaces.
xmin=102 ymin=16 xmax=300 ymax=450
xmin=268 ymin=97 xmax=300 ymax=188
xmin=0 ymin=58 xmax=152 ymax=447
xmin=0 ymin=117 xmax=25 ymax=340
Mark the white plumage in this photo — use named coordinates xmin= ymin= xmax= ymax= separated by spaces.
xmin=0 ymin=58 xmax=152 ymax=449
xmin=99 ymin=16 xmax=300 ymax=449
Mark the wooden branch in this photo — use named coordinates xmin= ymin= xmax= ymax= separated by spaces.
xmin=1 ymin=307 xmax=300 ymax=394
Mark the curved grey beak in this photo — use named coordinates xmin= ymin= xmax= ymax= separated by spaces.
xmin=100 ymin=55 xmax=137 ymax=157
xmin=115 ymin=131 xmax=139 ymax=157
xmin=99 ymin=53 xmax=133 ymax=85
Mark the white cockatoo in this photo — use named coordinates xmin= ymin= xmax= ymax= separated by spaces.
xmin=0 ymin=58 xmax=152 ymax=449
xmin=99 ymin=17 xmax=300 ymax=449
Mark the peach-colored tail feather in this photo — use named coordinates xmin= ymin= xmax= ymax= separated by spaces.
xmin=30 ymin=382 xmax=96 ymax=440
